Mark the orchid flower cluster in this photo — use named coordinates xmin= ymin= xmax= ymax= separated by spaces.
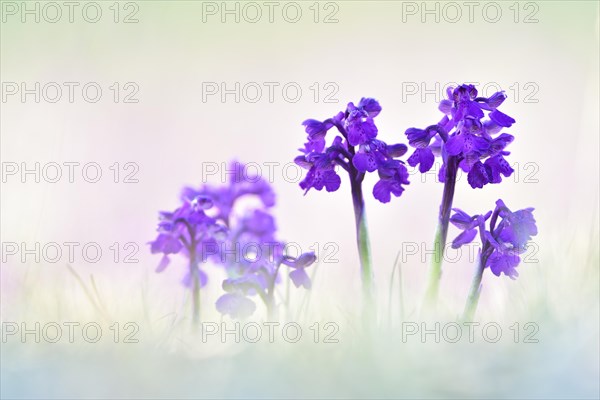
xmin=451 ymin=199 xmax=538 ymax=319
xmin=405 ymin=84 xmax=516 ymax=188
xmin=295 ymin=98 xmax=409 ymax=313
xmin=211 ymin=208 xmax=315 ymax=319
xmin=451 ymin=200 xmax=537 ymax=278
xmin=293 ymin=87 xmax=536 ymax=319
xmin=403 ymin=84 xmax=520 ymax=306
xmin=295 ymin=98 xmax=409 ymax=203
xmin=150 ymin=161 xmax=315 ymax=322
xmin=151 ymin=83 xmax=538 ymax=323
xmin=149 ymin=196 xmax=227 ymax=323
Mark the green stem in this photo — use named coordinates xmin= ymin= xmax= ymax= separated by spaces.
xmin=191 ymin=257 xmax=200 ymax=327
xmin=462 ymin=249 xmax=488 ymax=321
xmin=265 ymin=264 xmax=281 ymax=320
xmin=285 ymin=270 xmax=291 ymax=321
xmin=189 ymin=236 xmax=200 ymax=327
xmin=177 ymin=219 xmax=201 ymax=327
xmin=350 ymin=173 xmax=375 ymax=316
xmin=424 ymin=156 xmax=458 ymax=309
xmin=424 ymin=227 xmax=444 ymax=306
xmin=462 ymin=208 xmax=501 ymax=320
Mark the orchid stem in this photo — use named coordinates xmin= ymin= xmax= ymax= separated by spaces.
xmin=265 ymin=264 xmax=281 ymax=320
xmin=350 ymin=173 xmax=375 ymax=320
xmin=462 ymin=249 xmax=488 ymax=321
xmin=190 ymin=259 xmax=200 ymax=327
xmin=188 ymin=239 xmax=200 ymax=327
xmin=424 ymin=156 xmax=458 ymax=310
xmin=192 ymin=275 xmax=200 ymax=326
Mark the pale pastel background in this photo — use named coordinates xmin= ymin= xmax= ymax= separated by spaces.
xmin=1 ymin=1 xmax=599 ymax=398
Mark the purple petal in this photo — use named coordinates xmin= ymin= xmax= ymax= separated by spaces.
xmin=487 ymin=251 xmax=520 ymax=279
xmin=302 ymin=165 xmax=341 ymax=193
xmin=497 ymin=207 xmax=538 ymax=249
xmin=304 ymin=137 xmax=326 ymax=153
xmin=489 ymin=110 xmax=515 ymax=127
xmin=484 ymin=120 xmax=502 ymax=135
xmin=485 ymin=91 xmax=507 ymax=109
xmin=373 ymin=179 xmax=392 ymax=203
xmin=438 ymin=163 xmax=446 ymax=183
xmin=358 ymin=98 xmax=382 ymax=117
xmin=289 ymin=268 xmax=311 ymax=289
xmin=373 ymin=176 xmax=405 ymax=203
xmin=407 ymin=148 xmax=435 ymax=173
xmin=452 ymin=228 xmax=478 ymax=249
xmin=417 ymin=148 xmax=435 ymax=173
xmin=513 ymin=209 xmax=538 ymax=237
xmin=302 ymin=119 xmax=332 ymax=136
xmin=467 ymin=161 xmax=489 ymax=188
xmin=438 ymin=99 xmax=452 ymax=114
xmin=347 ymin=117 xmax=378 ymax=146
xmin=405 ymin=128 xmax=431 ymax=148
xmin=439 ymin=116 xmax=454 ymax=133
xmin=387 ymin=143 xmax=408 ymax=158
xmin=467 ymin=102 xmax=485 ymax=119
xmin=488 ymin=133 xmax=514 ymax=155
xmin=216 ymin=293 xmax=257 ymax=319
xmin=283 ymin=252 xmax=317 ymax=269
xmin=191 ymin=195 xmax=213 ymax=210
xmin=485 ymin=231 xmax=501 ymax=250
xmin=150 ymin=234 xmax=183 ymax=255
xmin=294 ymin=155 xmax=312 ymax=169
xmin=322 ymin=170 xmax=341 ymax=192
xmin=353 ymin=152 xmax=378 ymax=172
xmin=450 ymin=208 xmax=474 ymax=230
xmin=459 ymin=133 xmax=489 ymax=155
xmin=445 ymin=135 xmax=465 ymax=156
xmin=460 ymin=152 xmax=481 ymax=172
xmin=155 ymin=255 xmax=170 ymax=273
xmin=484 ymin=155 xmax=514 ymax=184
xmin=471 ymin=135 xmax=490 ymax=152
xmin=407 ymin=150 xmax=419 ymax=168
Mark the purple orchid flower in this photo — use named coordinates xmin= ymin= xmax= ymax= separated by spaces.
xmin=452 ymin=200 xmax=537 ymax=279
xmin=214 ymin=208 xmax=316 ymax=319
xmin=450 ymin=199 xmax=537 ymax=320
xmin=181 ymin=160 xmax=276 ymax=226
xmin=296 ymin=99 xmax=409 ymax=203
xmin=295 ymin=98 xmax=410 ymax=316
xmin=282 ymin=251 xmax=317 ymax=289
xmin=406 ymin=84 xmax=516 ymax=189
xmin=152 ymin=161 xmax=316 ymax=322
xmin=449 ymin=209 xmax=492 ymax=249
xmin=405 ymin=84 xmax=517 ymax=307
xmin=216 ymin=292 xmax=257 ymax=319
xmin=149 ymin=195 xmax=227 ymax=324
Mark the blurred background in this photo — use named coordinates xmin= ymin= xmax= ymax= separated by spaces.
xmin=1 ymin=1 xmax=598 ymax=398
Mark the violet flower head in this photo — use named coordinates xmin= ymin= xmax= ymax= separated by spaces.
xmin=449 ymin=208 xmax=492 ymax=249
xmin=282 ymin=251 xmax=317 ymax=289
xmin=215 ymin=208 xmax=316 ymax=319
xmin=451 ymin=199 xmax=537 ymax=279
xmin=149 ymin=195 xmax=227 ymax=287
xmin=295 ymin=98 xmax=410 ymax=203
xmin=493 ymin=199 xmax=538 ymax=251
xmin=151 ymin=161 xmax=315 ymax=320
xmin=405 ymin=84 xmax=516 ymax=189
xmin=181 ymin=160 xmax=276 ymax=225
xmin=216 ymin=292 xmax=258 ymax=319
xmin=182 ymin=163 xmax=316 ymax=319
